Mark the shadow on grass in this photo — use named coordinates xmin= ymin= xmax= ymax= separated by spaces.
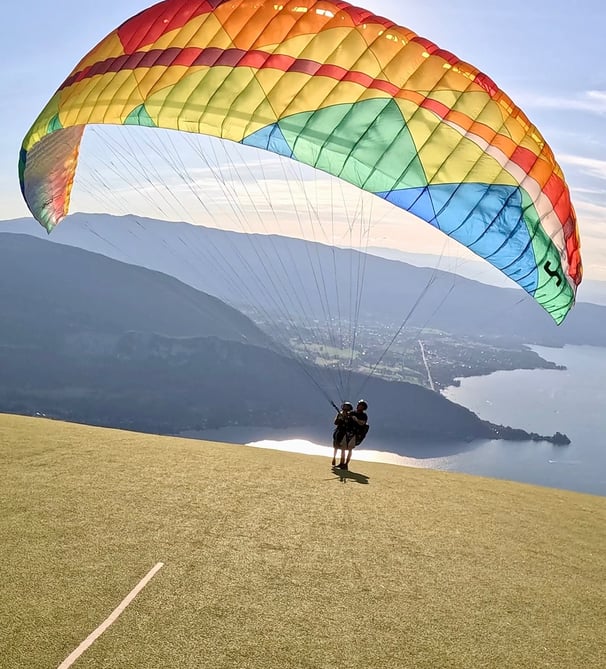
xmin=329 ymin=465 xmax=370 ymax=484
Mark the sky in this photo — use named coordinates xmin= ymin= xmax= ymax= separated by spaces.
xmin=1 ymin=1 xmax=605 ymax=282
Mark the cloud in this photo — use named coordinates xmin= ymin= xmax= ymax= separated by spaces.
xmin=560 ymin=154 xmax=606 ymax=182
xmin=574 ymin=199 xmax=606 ymax=222
xmin=573 ymin=187 xmax=606 ymax=196
xmin=520 ymin=90 xmax=606 ymax=115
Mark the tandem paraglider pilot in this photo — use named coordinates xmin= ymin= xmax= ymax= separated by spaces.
xmin=332 ymin=400 xmax=369 ymax=470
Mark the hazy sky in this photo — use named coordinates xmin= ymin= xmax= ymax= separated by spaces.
xmin=2 ymin=1 xmax=604 ymax=278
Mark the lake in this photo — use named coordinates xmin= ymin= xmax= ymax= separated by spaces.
xmin=182 ymin=345 xmax=606 ymax=497
xmin=439 ymin=345 xmax=606 ymax=497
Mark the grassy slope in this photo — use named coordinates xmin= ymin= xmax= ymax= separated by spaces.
xmin=1 ymin=413 xmax=604 ymax=669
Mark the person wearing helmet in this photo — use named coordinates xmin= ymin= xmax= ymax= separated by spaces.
xmin=338 ymin=400 xmax=369 ymax=469
xmin=332 ymin=400 xmax=369 ymax=470
xmin=332 ymin=401 xmax=354 ymax=468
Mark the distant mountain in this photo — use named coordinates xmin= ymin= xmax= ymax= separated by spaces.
xmin=365 ymin=246 xmax=515 ymax=288
xmin=572 ymin=280 xmax=606 ymax=307
xmin=367 ymin=246 xmax=606 ymax=307
xmin=0 ymin=232 xmax=272 ymax=350
xmin=3 ymin=214 xmax=604 ymax=347
xmin=0 ymin=231 xmax=558 ymax=445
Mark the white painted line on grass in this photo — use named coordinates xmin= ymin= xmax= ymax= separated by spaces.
xmin=57 ymin=562 xmax=164 ymax=669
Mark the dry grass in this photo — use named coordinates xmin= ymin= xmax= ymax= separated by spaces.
xmin=1 ymin=412 xmax=605 ymax=668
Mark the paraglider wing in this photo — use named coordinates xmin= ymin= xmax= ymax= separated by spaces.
xmin=19 ymin=0 xmax=582 ymax=323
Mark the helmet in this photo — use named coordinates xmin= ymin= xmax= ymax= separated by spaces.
xmin=341 ymin=402 xmax=353 ymax=411
xmin=357 ymin=399 xmax=368 ymax=410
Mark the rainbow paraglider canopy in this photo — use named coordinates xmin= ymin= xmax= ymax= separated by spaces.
xmin=19 ymin=0 xmax=582 ymax=323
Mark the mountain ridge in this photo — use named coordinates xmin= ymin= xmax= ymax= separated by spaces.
xmin=3 ymin=213 xmax=603 ymax=347
xmin=0 ymin=231 xmax=566 ymax=446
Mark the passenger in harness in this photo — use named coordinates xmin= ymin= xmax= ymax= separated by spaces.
xmin=352 ymin=399 xmax=369 ymax=447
